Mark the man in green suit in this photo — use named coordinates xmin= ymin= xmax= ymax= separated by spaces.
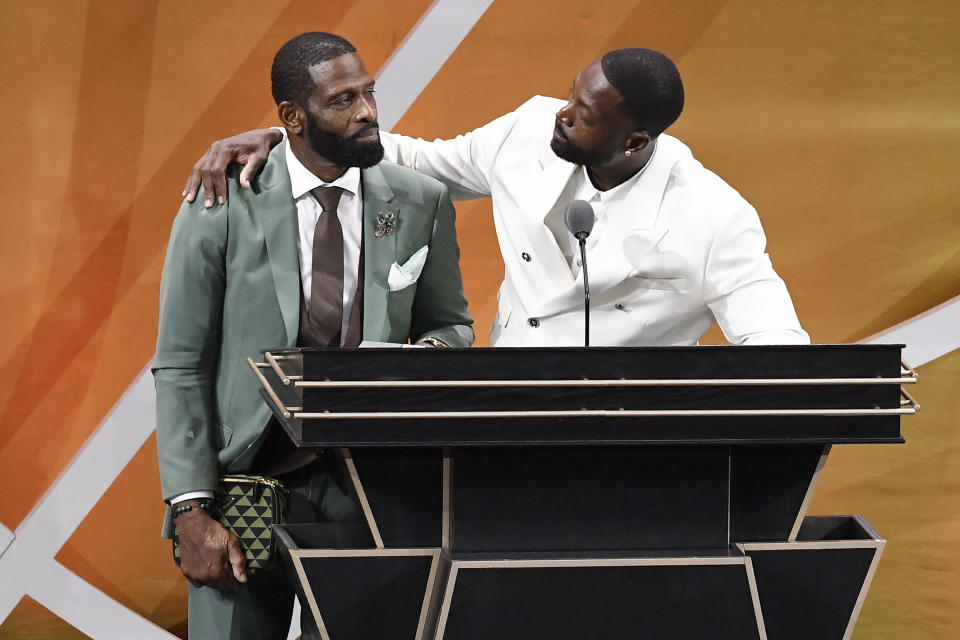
xmin=153 ymin=32 xmax=473 ymax=639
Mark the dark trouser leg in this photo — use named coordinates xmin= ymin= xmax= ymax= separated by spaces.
xmin=187 ymin=557 xmax=294 ymax=640
xmin=187 ymin=456 xmax=360 ymax=640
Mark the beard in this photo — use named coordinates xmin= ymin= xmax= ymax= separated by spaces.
xmin=550 ymin=124 xmax=601 ymax=166
xmin=306 ymin=117 xmax=384 ymax=168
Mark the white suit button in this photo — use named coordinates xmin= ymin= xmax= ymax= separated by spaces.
xmin=528 ymin=317 xmax=540 ymax=328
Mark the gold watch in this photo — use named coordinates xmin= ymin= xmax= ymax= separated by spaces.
xmin=417 ymin=337 xmax=449 ymax=348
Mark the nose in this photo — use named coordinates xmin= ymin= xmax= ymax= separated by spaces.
xmin=556 ymin=101 xmax=574 ymax=127
xmin=355 ymin=94 xmax=377 ymax=123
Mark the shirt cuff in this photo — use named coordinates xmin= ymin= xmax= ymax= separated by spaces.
xmin=170 ymin=490 xmax=215 ymax=504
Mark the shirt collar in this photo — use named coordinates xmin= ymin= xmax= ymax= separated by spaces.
xmin=285 ymin=139 xmax=361 ymax=200
xmin=578 ymin=138 xmax=659 ymax=204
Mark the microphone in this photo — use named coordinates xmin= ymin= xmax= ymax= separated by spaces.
xmin=563 ymin=199 xmax=595 ymax=241
xmin=563 ymin=200 xmax=594 ymax=346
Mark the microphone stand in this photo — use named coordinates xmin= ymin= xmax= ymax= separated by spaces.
xmin=577 ymin=234 xmax=589 ymax=347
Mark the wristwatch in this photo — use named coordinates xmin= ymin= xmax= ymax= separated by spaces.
xmin=417 ymin=337 xmax=449 ymax=348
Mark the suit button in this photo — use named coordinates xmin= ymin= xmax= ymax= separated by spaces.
xmin=521 ymin=252 xmax=532 ymax=262
xmin=614 ymin=303 xmax=625 ymax=311
xmin=528 ymin=317 xmax=540 ymax=328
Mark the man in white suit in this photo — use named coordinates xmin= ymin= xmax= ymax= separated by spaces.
xmin=183 ymin=48 xmax=808 ymax=346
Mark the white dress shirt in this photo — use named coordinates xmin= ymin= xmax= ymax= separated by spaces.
xmin=544 ymin=144 xmax=657 ymax=278
xmin=172 ymin=141 xmax=364 ymax=505
xmin=285 ymin=140 xmax=363 ymax=339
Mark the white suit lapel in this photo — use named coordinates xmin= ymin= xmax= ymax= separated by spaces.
xmin=505 ymin=147 xmax=578 ymax=308
xmin=588 ymin=138 xmax=676 ymax=288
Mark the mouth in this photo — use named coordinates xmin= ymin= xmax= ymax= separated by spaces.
xmin=354 ymin=126 xmax=380 ymax=142
xmin=552 ymin=122 xmax=568 ymax=144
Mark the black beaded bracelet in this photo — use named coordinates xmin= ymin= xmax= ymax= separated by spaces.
xmin=172 ymin=500 xmax=214 ymax=518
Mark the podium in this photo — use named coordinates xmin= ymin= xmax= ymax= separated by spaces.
xmin=249 ymin=345 xmax=917 ymax=640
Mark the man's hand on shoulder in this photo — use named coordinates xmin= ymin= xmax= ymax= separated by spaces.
xmin=175 ymin=500 xmax=248 ymax=590
xmin=183 ymin=128 xmax=284 ymax=208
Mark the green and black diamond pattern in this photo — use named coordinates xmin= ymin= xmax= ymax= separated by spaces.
xmin=219 ymin=481 xmax=280 ymax=571
xmin=173 ymin=475 xmax=288 ymax=574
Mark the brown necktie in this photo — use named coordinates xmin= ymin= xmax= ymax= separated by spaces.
xmin=306 ymin=186 xmax=345 ymax=347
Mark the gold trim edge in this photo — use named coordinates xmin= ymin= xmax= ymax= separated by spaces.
xmin=292 ymin=376 xmax=917 ymax=388
xmin=293 ymin=408 xmax=915 ymax=419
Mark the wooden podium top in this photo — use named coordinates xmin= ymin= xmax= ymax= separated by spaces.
xmin=250 ymin=345 xmax=916 ymax=447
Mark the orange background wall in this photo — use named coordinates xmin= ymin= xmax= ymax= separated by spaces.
xmin=1 ymin=1 xmax=958 ymax=637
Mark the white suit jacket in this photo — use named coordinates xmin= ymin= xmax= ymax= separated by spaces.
xmin=382 ymin=96 xmax=809 ymax=347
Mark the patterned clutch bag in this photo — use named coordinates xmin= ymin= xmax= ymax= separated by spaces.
xmin=173 ymin=475 xmax=289 ymax=574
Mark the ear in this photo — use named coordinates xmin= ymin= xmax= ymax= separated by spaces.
xmin=625 ymin=131 xmax=653 ymax=154
xmin=278 ymin=101 xmax=305 ymax=136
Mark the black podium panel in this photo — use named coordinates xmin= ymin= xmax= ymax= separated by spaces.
xmin=451 ymin=447 xmax=728 ymax=551
xmin=303 ymin=554 xmax=436 ymax=640
xmin=349 ymin=447 xmax=443 ymax=547
xmin=742 ymin=516 xmax=882 ymax=640
xmin=306 ymin=382 xmax=896 ymax=411
xmin=302 ymin=344 xmax=901 ymax=381
xmin=290 ymin=413 xmax=904 ymax=447
xmin=285 ymin=415 xmax=903 ymax=447
xmin=254 ymin=345 xmax=910 ymax=640
xmin=730 ymin=444 xmax=826 ymax=541
xmin=275 ymin=526 xmax=443 ymax=640
xmin=439 ymin=558 xmax=763 ymax=640
xmin=259 ymin=344 xmax=909 ymax=447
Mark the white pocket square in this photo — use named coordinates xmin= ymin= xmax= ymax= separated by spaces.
xmin=388 ymin=245 xmax=429 ymax=292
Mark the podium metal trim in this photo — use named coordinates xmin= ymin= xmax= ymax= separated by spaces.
xmin=788 ymin=445 xmax=832 ymax=542
xmin=292 ymin=407 xmax=915 ymax=419
xmin=341 ymin=448 xmax=384 ymax=549
xmin=292 ymin=376 xmax=917 ymax=388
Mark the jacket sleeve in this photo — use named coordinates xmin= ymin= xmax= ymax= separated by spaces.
xmin=152 ymin=192 xmax=229 ymax=501
xmin=703 ymin=203 xmax=810 ymax=345
xmin=380 ymin=106 xmax=523 ymax=201
xmin=410 ymin=182 xmax=475 ymax=348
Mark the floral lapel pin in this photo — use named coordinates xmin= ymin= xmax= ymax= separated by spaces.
xmin=375 ymin=211 xmax=399 ymax=237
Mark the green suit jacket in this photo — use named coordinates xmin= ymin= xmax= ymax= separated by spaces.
xmin=153 ymin=145 xmax=473 ymax=514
